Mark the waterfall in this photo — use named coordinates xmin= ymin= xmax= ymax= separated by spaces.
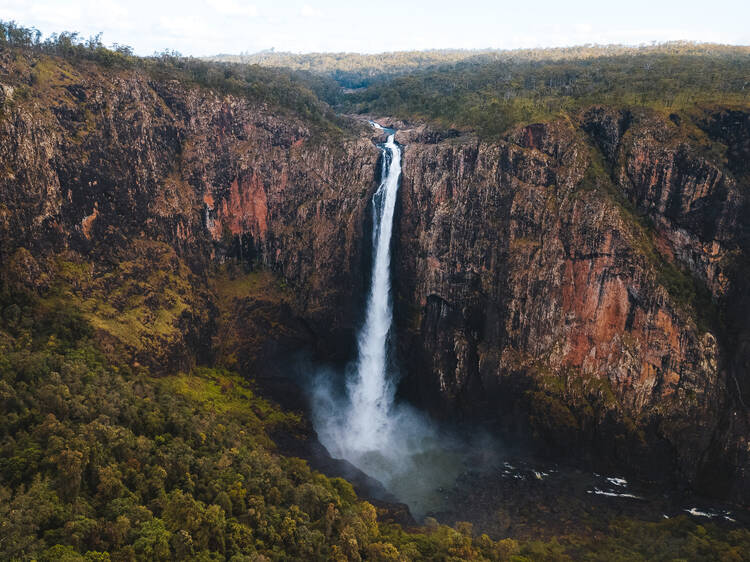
xmin=344 ymin=130 xmax=401 ymax=454
xmin=311 ymin=125 xmax=405 ymax=465
xmin=311 ymin=123 xmax=464 ymax=518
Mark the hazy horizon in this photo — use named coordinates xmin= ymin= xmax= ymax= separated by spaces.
xmin=4 ymin=0 xmax=749 ymax=57
xmin=210 ymin=40 xmax=750 ymax=58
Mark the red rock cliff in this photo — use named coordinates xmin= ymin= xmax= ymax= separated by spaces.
xmin=393 ymin=109 xmax=749 ymax=501
xmin=2 ymin=51 xmax=749 ymax=504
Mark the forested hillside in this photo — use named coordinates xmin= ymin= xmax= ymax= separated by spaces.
xmin=209 ymin=42 xmax=750 ymax=137
xmin=0 ymin=21 xmax=346 ymax=135
xmin=340 ymin=45 xmax=750 ymax=137
xmin=207 ymin=49 xmax=501 ymax=89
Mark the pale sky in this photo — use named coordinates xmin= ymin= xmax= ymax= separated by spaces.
xmin=3 ymin=0 xmax=749 ymax=56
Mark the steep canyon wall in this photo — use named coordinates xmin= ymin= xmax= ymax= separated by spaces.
xmin=2 ymin=52 xmax=749 ymax=502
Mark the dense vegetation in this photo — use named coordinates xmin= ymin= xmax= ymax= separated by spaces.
xmin=1 ymin=259 xmax=749 ymax=561
xmin=209 ymin=42 xmax=750 ymax=91
xmin=342 ymin=46 xmax=750 ymax=137
xmin=208 ymin=43 xmax=750 ymax=136
xmin=207 ymin=49 xmax=504 ymax=89
xmin=0 ymin=263 xmax=479 ymax=561
xmin=0 ymin=20 xmax=345 ymax=135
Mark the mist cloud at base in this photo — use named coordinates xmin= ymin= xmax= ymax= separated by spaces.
xmin=304 ymin=363 xmax=500 ymax=519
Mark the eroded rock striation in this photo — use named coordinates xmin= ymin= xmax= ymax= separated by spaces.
xmin=0 ymin=52 xmax=380 ymax=370
xmin=1 ymin=51 xmax=749 ymax=504
xmin=393 ymin=108 xmax=750 ymax=501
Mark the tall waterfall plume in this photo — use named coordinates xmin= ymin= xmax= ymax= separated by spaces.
xmin=310 ymin=123 xmax=465 ymax=518
xmin=345 ymin=130 xmax=401 ymax=454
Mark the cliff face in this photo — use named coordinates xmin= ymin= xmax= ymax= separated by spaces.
xmin=0 ymin=53 xmax=379 ymax=369
xmin=393 ymin=108 xmax=749 ymax=500
xmin=2 ymin=51 xmax=749 ymax=503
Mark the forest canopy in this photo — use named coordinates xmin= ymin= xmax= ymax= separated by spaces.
xmin=208 ymin=42 xmax=750 ymax=89
xmin=335 ymin=45 xmax=750 ymax=136
xmin=208 ymin=40 xmax=750 ymax=136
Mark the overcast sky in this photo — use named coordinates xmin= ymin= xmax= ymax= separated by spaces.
xmin=4 ymin=0 xmax=749 ymax=56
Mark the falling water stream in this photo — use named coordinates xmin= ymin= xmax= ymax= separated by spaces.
xmin=311 ymin=122 xmax=466 ymax=517
xmin=344 ymin=126 xmax=401 ymax=454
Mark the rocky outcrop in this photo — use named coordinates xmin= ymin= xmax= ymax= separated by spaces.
xmin=0 ymin=52 xmax=380 ymax=368
xmin=393 ymin=109 xmax=749 ymax=501
xmin=2 ymin=51 xmax=749 ymax=504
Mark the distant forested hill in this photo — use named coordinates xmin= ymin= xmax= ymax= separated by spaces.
xmin=209 ymin=43 xmax=750 ymax=137
xmin=207 ymin=42 xmax=750 ymax=87
xmin=206 ymin=48 xmax=502 ymax=88
xmin=342 ymin=45 xmax=750 ymax=136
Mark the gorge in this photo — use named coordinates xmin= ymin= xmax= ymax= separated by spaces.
xmin=1 ymin=28 xmax=750 ymax=559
